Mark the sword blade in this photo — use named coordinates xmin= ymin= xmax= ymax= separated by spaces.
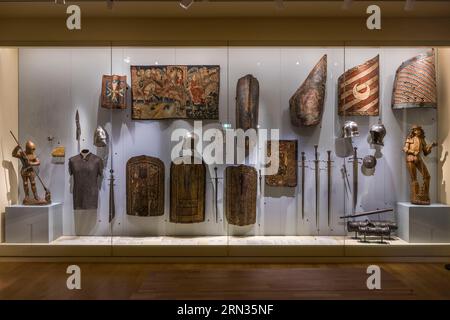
xmin=214 ymin=167 xmax=218 ymax=223
xmin=327 ymin=150 xmax=332 ymax=227
xmin=301 ymin=152 xmax=305 ymax=220
xmin=352 ymin=147 xmax=358 ymax=214
xmin=314 ymin=145 xmax=319 ymax=231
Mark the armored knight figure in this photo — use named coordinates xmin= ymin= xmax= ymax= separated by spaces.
xmin=403 ymin=125 xmax=437 ymax=205
xmin=12 ymin=140 xmax=49 ymax=205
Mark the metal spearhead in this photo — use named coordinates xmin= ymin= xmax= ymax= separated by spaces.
xmin=75 ymin=110 xmax=81 ymax=142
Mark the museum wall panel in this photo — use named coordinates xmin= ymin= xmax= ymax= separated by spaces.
xmin=1 ymin=18 xmax=450 ymax=46
xmin=438 ymin=48 xmax=450 ymax=205
xmin=16 ymin=46 xmax=437 ymax=240
xmin=0 ymin=48 xmax=19 ymax=242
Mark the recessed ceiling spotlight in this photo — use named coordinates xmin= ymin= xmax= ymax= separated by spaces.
xmin=404 ymin=0 xmax=416 ymax=11
xmin=180 ymin=0 xmax=194 ymax=10
xmin=342 ymin=0 xmax=353 ymax=10
xmin=275 ymin=0 xmax=284 ymax=10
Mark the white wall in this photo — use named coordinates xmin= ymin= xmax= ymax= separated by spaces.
xmin=18 ymin=47 xmax=437 ymax=238
xmin=438 ymin=48 xmax=450 ymax=204
xmin=0 ymin=48 xmax=19 ymax=242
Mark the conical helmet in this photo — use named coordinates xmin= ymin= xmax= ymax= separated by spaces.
xmin=370 ymin=122 xmax=386 ymax=146
xmin=342 ymin=121 xmax=359 ymax=138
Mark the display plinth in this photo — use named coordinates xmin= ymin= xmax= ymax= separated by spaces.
xmin=397 ymin=202 xmax=450 ymax=243
xmin=5 ymin=203 xmax=63 ymax=243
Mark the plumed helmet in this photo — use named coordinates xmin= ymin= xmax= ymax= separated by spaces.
xmin=342 ymin=121 xmax=359 ymax=138
xmin=25 ymin=140 xmax=36 ymax=153
xmin=370 ymin=122 xmax=386 ymax=146
xmin=94 ymin=126 xmax=108 ymax=147
xmin=362 ymin=155 xmax=377 ymax=169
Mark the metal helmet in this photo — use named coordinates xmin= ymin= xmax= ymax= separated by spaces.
xmin=362 ymin=155 xmax=377 ymax=169
xmin=94 ymin=126 xmax=108 ymax=147
xmin=25 ymin=140 xmax=36 ymax=154
xmin=369 ymin=122 xmax=386 ymax=146
xmin=342 ymin=121 xmax=359 ymax=138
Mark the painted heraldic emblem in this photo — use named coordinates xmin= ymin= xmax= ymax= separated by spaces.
xmin=338 ymin=55 xmax=379 ymax=116
xmin=101 ymin=75 xmax=128 ymax=109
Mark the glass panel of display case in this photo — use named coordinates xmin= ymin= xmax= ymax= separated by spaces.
xmin=340 ymin=47 xmax=438 ymax=248
xmin=110 ymin=47 xmax=229 ymax=249
xmin=1 ymin=45 xmax=449 ymax=258
xmin=10 ymin=47 xmax=114 ymax=249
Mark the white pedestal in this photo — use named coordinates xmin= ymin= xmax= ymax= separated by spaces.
xmin=5 ymin=203 xmax=63 ymax=243
xmin=397 ymin=202 xmax=450 ymax=243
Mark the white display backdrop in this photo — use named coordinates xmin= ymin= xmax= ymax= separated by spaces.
xmin=18 ymin=47 xmax=437 ymax=239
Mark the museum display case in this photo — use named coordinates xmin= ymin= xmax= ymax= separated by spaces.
xmin=0 ymin=45 xmax=449 ymax=259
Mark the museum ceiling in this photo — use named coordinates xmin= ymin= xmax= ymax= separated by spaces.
xmin=0 ymin=0 xmax=449 ymax=18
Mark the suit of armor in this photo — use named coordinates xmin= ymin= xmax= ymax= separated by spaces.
xmin=403 ymin=126 xmax=437 ymax=205
xmin=12 ymin=141 xmax=40 ymax=201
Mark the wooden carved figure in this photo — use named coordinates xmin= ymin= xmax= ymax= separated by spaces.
xmin=403 ymin=125 xmax=437 ymax=205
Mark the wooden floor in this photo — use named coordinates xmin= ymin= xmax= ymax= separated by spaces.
xmin=0 ymin=263 xmax=449 ymax=300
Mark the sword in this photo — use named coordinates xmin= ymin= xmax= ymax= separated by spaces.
xmin=10 ymin=131 xmax=51 ymax=203
xmin=301 ymin=152 xmax=306 ymax=220
xmin=350 ymin=147 xmax=360 ymax=214
xmin=326 ymin=150 xmax=332 ymax=228
xmin=258 ymin=169 xmax=263 ymax=226
xmin=214 ymin=167 xmax=219 ymax=223
xmin=109 ymin=169 xmax=116 ymax=223
xmin=212 ymin=166 xmax=223 ymax=223
xmin=314 ymin=145 xmax=320 ymax=232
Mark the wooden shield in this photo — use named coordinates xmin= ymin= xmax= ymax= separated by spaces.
xmin=265 ymin=140 xmax=298 ymax=187
xmin=289 ymin=55 xmax=327 ymax=126
xmin=126 ymin=156 xmax=165 ymax=217
xmin=170 ymin=161 xmax=206 ymax=223
xmin=225 ymin=165 xmax=257 ymax=226
xmin=338 ymin=55 xmax=379 ymax=116
xmin=392 ymin=50 xmax=437 ymax=109
xmin=101 ymin=75 xmax=127 ymax=109
xmin=236 ymin=74 xmax=259 ymax=131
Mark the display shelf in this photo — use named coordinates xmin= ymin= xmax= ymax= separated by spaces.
xmin=1 ymin=236 xmax=449 ymax=260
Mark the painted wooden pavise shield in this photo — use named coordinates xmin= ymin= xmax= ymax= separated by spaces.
xmin=289 ymin=55 xmax=327 ymax=127
xmin=236 ymin=74 xmax=259 ymax=132
xmin=392 ymin=50 xmax=437 ymax=109
xmin=265 ymin=140 xmax=298 ymax=188
xmin=101 ymin=75 xmax=128 ymax=109
xmin=130 ymin=65 xmax=220 ymax=120
xmin=170 ymin=160 xmax=206 ymax=223
xmin=225 ymin=165 xmax=257 ymax=226
xmin=126 ymin=155 xmax=165 ymax=217
xmin=338 ymin=55 xmax=380 ymax=116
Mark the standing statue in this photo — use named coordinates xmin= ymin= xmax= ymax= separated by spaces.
xmin=11 ymin=132 xmax=51 ymax=205
xmin=403 ymin=125 xmax=437 ymax=205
